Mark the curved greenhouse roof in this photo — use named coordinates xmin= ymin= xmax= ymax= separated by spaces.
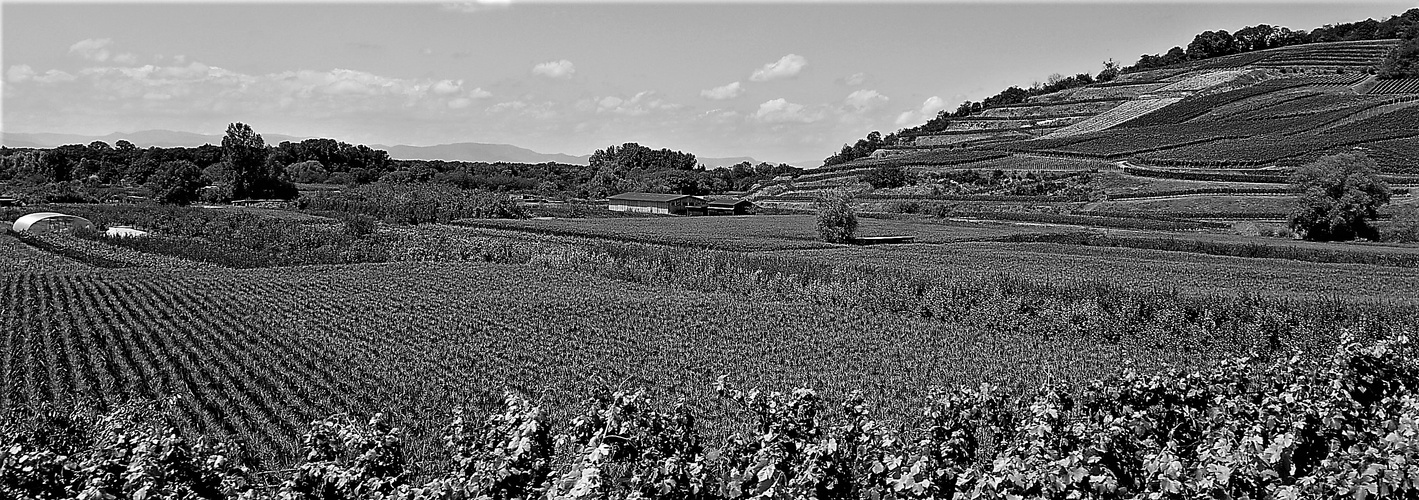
xmin=11 ymin=212 xmax=94 ymax=233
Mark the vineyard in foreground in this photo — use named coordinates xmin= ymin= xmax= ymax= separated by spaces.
xmin=6 ymin=222 xmax=1419 ymax=470
xmin=3 ymin=332 xmax=1416 ymax=500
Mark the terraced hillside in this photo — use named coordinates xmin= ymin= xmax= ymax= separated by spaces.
xmin=760 ymin=40 xmax=1419 ymax=224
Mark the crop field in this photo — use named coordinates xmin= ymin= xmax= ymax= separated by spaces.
xmin=1368 ymin=77 xmax=1419 ymax=94
xmin=456 ymin=214 xmax=1053 ymax=250
xmin=1092 ymin=170 xmax=1290 ymax=195
xmin=15 ymin=220 xmax=1392 ymax=469
xmin=1 ymin=260 xmax=1142 ymax=464
xmin=1091 ymin=194 xmax=1301 ymax=216
xmin=785 ymin=240 xmax=1419 ymax=301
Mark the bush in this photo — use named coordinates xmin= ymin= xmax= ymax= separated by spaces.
xmin=1288 ymin=153 xmax=1391 ymax=241
xmin=1384 ymin=204 xmax=1419 ymax=243
xmin=861 ymin=164 xmax=913 ymax=189
xmin=343 ymin=213 xmax=378 ymax=237
xmin=302 ymin=183 xmax=528 ymax=224
xmin=814 ymin=190 xmax=858 ymax=243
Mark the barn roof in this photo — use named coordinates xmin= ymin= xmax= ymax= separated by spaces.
xmin=607 ymin=192 xmax=703 ymax=203
xmin=708 ymin=198 xmax=752 ymax=208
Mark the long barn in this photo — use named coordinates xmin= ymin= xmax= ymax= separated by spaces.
xmin=607 ymin=193 xmax=707 ymax=215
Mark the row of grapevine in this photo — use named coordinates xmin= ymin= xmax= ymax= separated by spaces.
xmin=1121 ymin=165 xmax=1288 ymax=183
xmin=1118 ymin=76 xmax=1362 ymax=128
xmin=5 ymin=331 xmax=1417 ymax=500
xmin=1367 ymin=77 xmax=1419 ymax=94
xmin=1039 ymin=98 xmax=1182 ymax=138
xmin=1106 ymin=187 xmax=1299 ymax=200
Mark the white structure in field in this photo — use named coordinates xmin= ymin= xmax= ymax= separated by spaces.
xmin=105 ymin=226 xmax=148 ymax=238
xmin=10 ymin=212 xmax=94 ymax=233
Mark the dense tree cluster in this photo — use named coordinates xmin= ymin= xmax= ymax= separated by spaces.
xmin=1378 ymin=30 xmax=1419 ymax=78
xmin=1288 ymin=152 xmax=1391 ymax=241
xmin=1128 ymin=8 xmax=1419 ymax=71
xmin=823 ymin=131 xmax=899 ymax=167
xmin=2 ymin=131 xmax=793 ymax=204
xmin=575 ymin=142 xmax=799 ymax=198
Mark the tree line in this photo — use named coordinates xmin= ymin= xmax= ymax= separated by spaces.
xmin=1128 ymin=8 xmax=1419 ymax=74
xmin=1 ymin=126 xmax=798 ymax=206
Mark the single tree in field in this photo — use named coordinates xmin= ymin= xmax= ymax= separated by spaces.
xmin=1287 ymin=152 xmax=1391 ymax=241
xmin=147 ymin=160 xmax=205 ymax=205
xmin=815 ymin=190 xmax=858 ymax=243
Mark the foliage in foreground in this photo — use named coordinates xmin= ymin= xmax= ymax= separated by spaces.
xmin=4 ymin=333 xmax=1417 ymax=500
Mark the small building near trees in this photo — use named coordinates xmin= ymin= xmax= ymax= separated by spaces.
xmin=707 ymin=198 xmax=755 ymax=215
xmin=607 ymin=193 xmax=708 ymax=215
xmin=10 ymin=212 xmax=94 ymax=234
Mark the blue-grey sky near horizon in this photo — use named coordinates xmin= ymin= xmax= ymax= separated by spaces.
xmin=3 ymin=1 xmax=1415 ymax=164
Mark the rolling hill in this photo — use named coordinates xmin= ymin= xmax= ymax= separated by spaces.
xmin=757 ymin=39 xmax=1419 ymax=219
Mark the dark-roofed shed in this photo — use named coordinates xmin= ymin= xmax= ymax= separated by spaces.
xmin=607 ymin=193 xmax=707 ymax=215
xmin=707 ymin=198 xmax=755 ymax=215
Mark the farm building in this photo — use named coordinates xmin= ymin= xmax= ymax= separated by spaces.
xmin=707 ymin=198 xmax=755 ymax=215
xmin=11 ymin=212 xmax=94 ymax=233
xmin=607 ymin=193 xmax=708 ymax=215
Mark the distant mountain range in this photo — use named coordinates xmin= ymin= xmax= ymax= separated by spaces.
xmin=2 ymin=130 xmax=310 ymax=149
xmin=2 ymin=130 xmax=786 ymax=168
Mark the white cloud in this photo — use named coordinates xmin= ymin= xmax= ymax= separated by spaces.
xmin=7 ymin=65 xmax=35 ymax=83
xmin=489 ymin=100 xmax=527 ymax=112
xmin=895 ymin=96 xmax=949 ymax=126
xmin=844 ymin=72 xmax=867 ymax=86
xmin=596 ymin=91 xmax=680 ymax=116
xmin=34 ymin=70 xmax=78 ymax=84
xmin=69 ymin=38 xmax=114 ymax=62
xmin=440 ymin=0 xmax=511 ymax=13
xmin=431 ymin=79 xmax=463 ymax=95
xmin=113 ymin=53 xmax=138 ymax=65
xmin=750 ymin=54 xmax=807 ymax=82
xmin=9 ymin=65 xmax=78 ymax=84
xmin=532 ymin=59 xmax=575 ymax=79
xmin=700 ymin=81 xmax=744 ymax=100
xmin=448 ymin=88 xmax=491 ymax=109
xmin=753 ymin=98 xmax=818 ymax=123
xmin=844 ymin=89 xmax=888 ymax=111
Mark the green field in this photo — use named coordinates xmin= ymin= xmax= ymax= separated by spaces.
xmin=458 ymin=214 xmax=1054 ymax=250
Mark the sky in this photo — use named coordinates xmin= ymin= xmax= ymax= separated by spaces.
xmin=2 ymin=1 xmax=1415 ymax=164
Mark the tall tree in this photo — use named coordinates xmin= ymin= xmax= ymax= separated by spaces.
xmin=1288 ymin=153 xmax=1391 ymax=241
xmin=220 ymin=123 xmax=294 ymax=199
